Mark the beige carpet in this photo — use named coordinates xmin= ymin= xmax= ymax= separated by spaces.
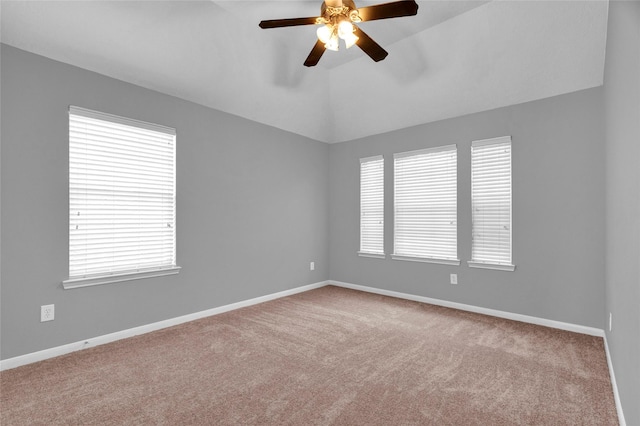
xmin=1 ymin=286 xmax=617 ymax=425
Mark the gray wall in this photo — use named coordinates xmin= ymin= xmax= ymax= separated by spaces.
xmin=603 ymin=1 xmax=640 ymax=424
xmin=329 ymin=87 xmax=605 ymax=329
xmin=0 ymin=45 xmax=330 ymax=360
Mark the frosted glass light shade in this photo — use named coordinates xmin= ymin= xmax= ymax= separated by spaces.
xmin=337 ymin=20 xmax=354 ymax=38
xmin=343 ymin=32 xmax=358 ymax=48
xmin=316 ymin=25 xmax=332 ymax=44
xmin=325 ymin=34 xmax=339 ymax=51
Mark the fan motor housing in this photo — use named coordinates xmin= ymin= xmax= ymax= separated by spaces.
xmin=321 ymin=0 xmax=357 ymax=18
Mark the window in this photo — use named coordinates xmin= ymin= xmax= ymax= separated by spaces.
xmin=64 ymin=106 xmax=179 ymax=289
xmin=359 ymin=155 xmax=385 ymax=258
xmin=469 ymin=136 xmax=514 ymax=271
xmin=393 ymin=145 xmax=459 ymax=265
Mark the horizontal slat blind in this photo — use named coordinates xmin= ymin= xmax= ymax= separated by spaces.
xmin=69 ymin=106 xmax=176 ymax=279
xmin=471 ymin=136 xmax=512 ymax=265
xmin=394 ymin=145 xmax=457 ymax=260
xmin=360 ymin=156 xmax=384 ymax=255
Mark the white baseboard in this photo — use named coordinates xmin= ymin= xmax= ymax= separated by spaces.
xmin=0 ymin=280 xmax=329 ymax=371
xmin=604 ymin=334 xmax=627 ymax=426
xmin=0 ymin=279 xmax=608 ymax=373
xmin=2 ymin=278 xmax=623 ymax=423
xmin=329 ymin=281 xmax=605 ymax=337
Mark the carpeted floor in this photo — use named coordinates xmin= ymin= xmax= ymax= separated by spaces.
xmin=1 ymin=286 xmax=618 ymax=425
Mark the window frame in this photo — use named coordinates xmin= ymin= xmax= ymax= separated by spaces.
xmin=358 ymin=155 xmax=385 ymax=259
xmin=392 ymin=144 xmax=460 ymax=266
xmin=468 ymin=136 xmax=515 ymax=272
xmin=63 ymin=106 xmax=180 ymax=289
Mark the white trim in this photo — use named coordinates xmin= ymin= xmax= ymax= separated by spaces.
xmin=1 ymin=279 xmax=609 ymax=377
xmin=360 ymin=155 xmax=383 ymax=163
xmin=604 ymin=334 xmax=627 ymax=426
xmin=470 ymin=136 xmax=513 ymax=266
xmin=0 ymin=280 xmax=329 ymax=371
xmin=467 ymin=261 xmax=516 ymax=272
xmin=471 ymin=135 xmax=512 ymax=148
xmin=393 ymin=143 xmax=457 ymax=159
xmin=358 ymin=252 xmax=386 ymax=259
xmin=359 ymin=155 xmax=385 ymax=255
xmin=393 ymin=145 xmax=458 ymax=261
xmin=69 ymin=105 xmax=175 ymax=135
xmin=63 ymin=267 xmax=182 ymax=289
xmin=329 ymin=280 xmax=604 ymax=337
xmin=392 ymin=255 xmax=461 ymax=266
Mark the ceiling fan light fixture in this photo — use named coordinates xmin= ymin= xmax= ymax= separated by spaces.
xmin=259 ymin=0 xmax=419 ymax=66
xmin=325 ymin=33 xmax=340 ymax=51
xmin=342 ymin=32 xmax=359 ymax=49
xmin=337 ymin=19 xmax=357 ymax=48
xmin=316 ymin=25 xmax=333 ymax=44
xmin=337 ymin=20 xmax=354 ymax=38
xmin=348 ymin=9 xmax=362 ymax=23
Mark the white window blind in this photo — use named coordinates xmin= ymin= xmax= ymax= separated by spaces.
xmin=65 ymin=106 xmax=178 ymax=288
xmin=393 ymin=145 xmax=459 ymax=264
xmin=469 ymin=136 xmax=514 ymax=271
xmin=359 ymin=155 xmax=384 ymax=257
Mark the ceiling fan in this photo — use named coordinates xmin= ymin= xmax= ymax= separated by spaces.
xmin=259 ymin=0 xmax=419 ymax=67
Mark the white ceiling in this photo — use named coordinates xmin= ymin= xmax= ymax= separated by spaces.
xmin=0 ymin=0 xmax=608 ymax=143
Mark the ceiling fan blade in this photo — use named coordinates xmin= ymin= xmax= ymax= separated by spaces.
xmin=304 ymin=40 xmax=326 ymax=67
xmin=353 ymin=26 xmax=388 ymax=62
xmin=357 ymin=0 xmax=418 ymax=22
xmin=259 ymin=17 xmax=319 ymax=29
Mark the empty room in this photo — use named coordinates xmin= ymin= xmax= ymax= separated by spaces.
xmin=0 ymin=0 xmax=638 ymax=424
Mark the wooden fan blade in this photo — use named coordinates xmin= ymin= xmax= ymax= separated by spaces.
xmin=304 ymin=40 xmax=326 ymax=67
xmin=353 ymin=26 xmax=388 ymax=62
xmin=259 ymin=17 xmax=319 ymax=29
xmin=357 ymin=0 xmax=418 ymax=22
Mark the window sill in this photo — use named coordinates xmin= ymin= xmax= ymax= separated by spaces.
xmin=467 ymin=261 xmax=515 ymax=272
xmin=63 ymin=266 xmax=181 ymax=289
xmin=391 ymin=255 xmax=460 ymax=266
xmin=358 ymin=252 xmax=386 ymax=259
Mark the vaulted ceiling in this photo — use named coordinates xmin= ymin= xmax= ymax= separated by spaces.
xmin=1 ymin=1 xmax=608 ymax=143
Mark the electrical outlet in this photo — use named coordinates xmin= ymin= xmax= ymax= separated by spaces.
xmin=450 ymin=274 xmax=458 ymax=285
xmin=41 ymin=304 xmax=55 ymax=322
xmin=310 ymin=261 xmax=315 ymax=271
xmin=609 ymin=312 xmax=612 ymax=332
